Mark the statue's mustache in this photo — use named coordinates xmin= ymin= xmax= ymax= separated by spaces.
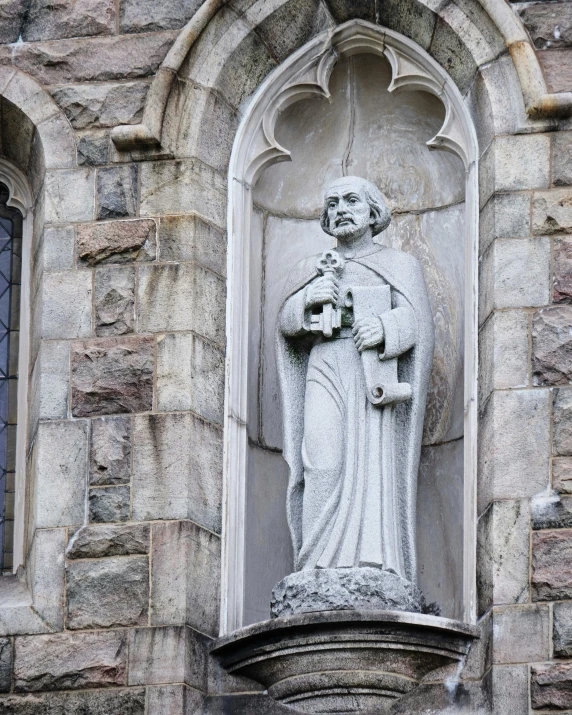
xmin=334 ymin=216 xmax=355 ymax=226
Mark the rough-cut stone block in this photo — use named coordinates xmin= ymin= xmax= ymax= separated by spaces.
xmin=553 ymin=132 xmax=572 ymax=187
xmin=533 ymin=529 xmax=572 ymax=601
xmin=477 ymin=500 xmax=530 ymax=615
xmin=533 ymin=307 xmax=572 ymax=385
xmin=0 ymin=0 xmax=27 ymax=43
xmin=36 ymin=341 xmax=70 ymax=420
xmin=71 ymin=336 xmax=154 ymax=417
xmin=515 ymin=2 xmax=572 ymax=50
xmin=532 ymin=493 xmax=572 ymax=530
xmin=378 ymin=0 xmax=436 ymax=50
xmin=14 ymin=631 xmax=126 ymax=691
xmin=533 ymin=187 xmax=572 ymax=235
xmin=3 ymin=32 xmax=178 ymax=85
xmin=50 ymin=81 xmax=148 ymax=130
xmin=480 ymin=193 xmax=531 ymax=255
xmin=120 ymin=0 xmax=202 ymax=33
xmin=554 ymin=458 xmax=572 ymax=494
xmin=554 ymin=236 xmax=572 ymax=303
xmin=532 ymin=662 xmax=572 ymax=710
xmin=43 ymin=226 xmax=74 ymax=272
xmin=77 ymin=219 xmax=156 ymax=266
xmin=0 ymin=640 xmax=10 ymax=693
xmin=494 ymin=134 xmax=550 ymax=191
xmin=492 ymin=605 xmax=549 ymax=664
xmin=158 ymin=214 xmax=226 ymax=276
xmin=90 ymin=415 xmax=131 ymax=485
xmin=139 ymin=159 xmax=226 ymax=227
xmin=77 ymin=130 xmax=110 ymax=167
xmin=429 ymin=17 xmax=478 ymax=95
xmin=554 ymin=601 xmax=572 ymax=658
xmin=554 ymin=388 xmax=572 ymax=456
xmin=44 ymin=169 xmax=95 ymax=223
xmin=0 ymin=689 xmax=146 ymax=715
xmin=67 ymin=524 xmax=149 ymax=559
xmin=95 ymin=266 xmax=135 ymax=336
xmin=540 ymin=48 xmax=572 ymax=93
xmin=34 ymin=420 xmax=88 ymax=528
xmin=151 ymin=520 xmax=220 ymax=636
xmin=23 ymin=0 xmax=115 ymax=41
xmin=157 ymin=332 xmax=224 ymax=424
xmin=66 ymin=556 xmax=148 ymax=629
xmin=138 ymin=263 xmax=225 ymax=345
xmin=128 ymin=627 xmax=187 ymax=686
xmin=97 ymin=165 xmax=138 ymax=220
xmin=132 ymin=413 xmax=222 ymax=533
xmin=41 ymin=270 xmax=92 ymax=340
xmin=491 ymin=665 xmax=529 ymax=715
xmin=89 ymin=485 xmax=130 ymax=523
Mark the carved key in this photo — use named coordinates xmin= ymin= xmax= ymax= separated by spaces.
xmin=315 ymin=249 xmax=344 ymax=338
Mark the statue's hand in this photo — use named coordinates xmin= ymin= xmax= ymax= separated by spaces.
xmin=352 ymin=316 xmax=384 ymax=351
xmin=305 ymin=275 xmax=339 ymax=309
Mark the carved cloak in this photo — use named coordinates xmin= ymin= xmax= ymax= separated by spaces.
xmin=276 ymin=245 xmax=435 ymax=583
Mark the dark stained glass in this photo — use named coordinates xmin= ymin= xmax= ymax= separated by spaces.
xmin=0 ymin=183 xmax=21 ymax=574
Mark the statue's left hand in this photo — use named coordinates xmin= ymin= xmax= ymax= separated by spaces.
xmin=352 ymin=316 xmax=384 ymax=351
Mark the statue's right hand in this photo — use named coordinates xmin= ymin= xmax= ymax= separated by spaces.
xmin=304 ymin=275 xmax=340 ymax=309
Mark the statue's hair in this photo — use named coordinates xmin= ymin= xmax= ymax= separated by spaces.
xmin=320 ymin=176 xmax=391 ymax=237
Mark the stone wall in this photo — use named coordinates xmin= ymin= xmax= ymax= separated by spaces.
xmin=0 ymin=0 xmax=570 ymax=713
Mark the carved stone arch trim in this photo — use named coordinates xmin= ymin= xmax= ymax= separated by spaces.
xmin=0 ymin=158 xmax=33 ymax=218
xmin=221 ymin=18 xmax=479 ymax=634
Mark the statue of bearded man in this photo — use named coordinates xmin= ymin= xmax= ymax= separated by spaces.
xmin=275 ymin=176 xmax=435 ymax=600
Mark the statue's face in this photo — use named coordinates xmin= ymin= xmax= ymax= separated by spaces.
xmin=325 ymin=180 xmax=372 ymax=241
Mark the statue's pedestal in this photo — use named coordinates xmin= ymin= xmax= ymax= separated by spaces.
xmin=210 ymin=611 xmax=479 ymax=714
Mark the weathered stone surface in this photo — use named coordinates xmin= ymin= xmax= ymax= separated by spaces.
xmin=554 ymin=236 xmax=572 ymax=303
xmin=429 ymin=17 xmax=478 ymax=95
xmin=43 ymin=226 xmax=75 ymax=272
xmin=533 ymin=187 xmax=572 ymax=235
xmin=0 ymin=0 xmax=27 ymax=43
xmin=533 ymin=307 xmax=572 ymax=385
xmin=50 ymin=81 xmax=148 ymax=130
xmin=41 ymin=270 xmax=92 ymax=340
xmin=14 ymin=631 xmax=126 ymax=691
xmin=532 ymin=662 xmax=572 ymax=710
xmin=491 ymin=664 xmax=529 ymax=715
xmin=532 ymin=493 xmax=572 ymax=530
xmin=515 ymin=2 xmax=572 ymax=50
xmin=23 ymin=0 xmax=115 ymax=41
xmin=271 ymin=568 xmax=425 ymax=618
xmin=44 ymin=168 xmax=95 ymax=223
xmin=492 ymin=605 xmax=549 ymax=664
xmin=95 ymin=266 xmax=135 ymax=336
xmin=554 ymin=388 xmax=572 ymax=456
xmin=67 ymin=524 xmax=149 ymax=559
xmin=90 ymin=415 xmax=131 ymax=485
xmin=0 ymin=689 xmax=145 ymax=715
xmin=554 ymin=458 xmax=572 ymax=494
xmin=532 ymin=529 xmax=572 ymax=601
xmin=89 ymin=485 xmax=130 ymax=522
xmin=66 ymin=557 xmax=149 ymax=629
xmin=494 ymin=134 xmax=550 ymax=191
xmin=77 ymin=219 xmax=157 ymax=266
xmin=33 ymin=420 xmax=88 ymax=528
xmin=378 ymin=0 xmax=436 ymax=50
xmin=0 ymin=640 xmax=10 ymax=694
xmin=35 ymin=341 xmax=70 ymax=420
xmin=147 ymin=685 xmax=204 ymax=715
xmin=554 ymin=132 xmax=572 ymax=187
xmin=157 ymin=332 xmax=224 ymax=423
xmin=554 ymin=601 xmax=572 ymax=658
xmin=539 ymin=48 xmax=572 ymax=94
xmin=0 ymin=32 xmax=178 ymax=84
xmin=71 ymin=336 xmax=154 ymax=417
xmin=120 ymin=0 xmax=203 ymax=33
xmin=158 ymin=214 xmax=226 ymax=276
xmin=77 ymin=131 xmax=110 ymax=167
xmin=132 ymin=413 xmax=222 ymax=533
xmin=480 ymin=193 xmax=531 ymax=255
xmin=128 ymin=627 xmax=187 ymax=686
xmin=151 ymin=520 xmax=220 ymax=636
xmin=138 ymin=263 xmax=225 ymax=345
xmin=97 ymin=165 xmax=138 ymax=220
xmin=139 ymin=159 xmax=226 ymax=227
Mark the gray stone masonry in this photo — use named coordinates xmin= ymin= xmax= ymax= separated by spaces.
xmin=89 ymin=485 xmax=131 ymax=522
xmin=90 ymin=416 xmax=131 ymax=486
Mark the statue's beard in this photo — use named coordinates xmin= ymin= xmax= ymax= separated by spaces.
xmin=331 ymin=219 xmax=368 ymax=241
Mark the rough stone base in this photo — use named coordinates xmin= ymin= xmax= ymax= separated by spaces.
xmin=270 ymin=567 xmax=425 ymax=618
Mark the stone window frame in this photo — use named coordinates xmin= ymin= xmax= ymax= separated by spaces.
xmin=221 ymin=19 xmax=480 ymax=634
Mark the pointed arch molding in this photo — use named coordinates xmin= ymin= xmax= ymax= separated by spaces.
xmin=221 ymin=19 xmax=480 ymax=634
xmin=0 ymin=159 xmax=33 ymax=218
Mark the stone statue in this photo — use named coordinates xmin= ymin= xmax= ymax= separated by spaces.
xmin=272 ymin=176 xmax=435 ymax=616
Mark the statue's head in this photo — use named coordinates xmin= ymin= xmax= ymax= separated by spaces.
xmin=320 ymin=176 xmax=391 ymax=241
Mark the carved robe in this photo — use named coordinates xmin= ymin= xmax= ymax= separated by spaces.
xmin=276 ymin=245 xmax=434 ymax=582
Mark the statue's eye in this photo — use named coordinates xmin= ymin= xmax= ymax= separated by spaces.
xmin=349 ymin=197 xmax=358 ymax=204
xmin=328 ymin=202 xmax=336 ymax=209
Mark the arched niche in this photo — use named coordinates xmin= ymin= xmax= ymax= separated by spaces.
xmin=221 ymin=19 xmax=478 ymax=634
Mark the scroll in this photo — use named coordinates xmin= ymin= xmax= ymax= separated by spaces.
xmin=345 ymin=285 xmax=412 ymax=407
